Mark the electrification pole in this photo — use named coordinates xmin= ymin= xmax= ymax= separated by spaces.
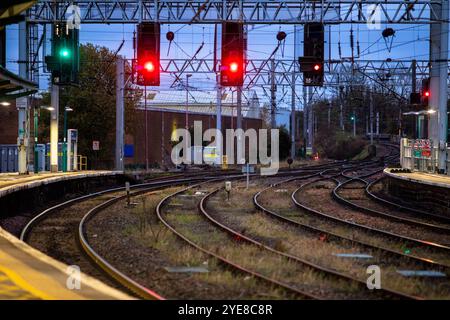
xmin=17 ymin=20 xmax=29 ymax=174
xmin=270 ymin=59 xmax=276 ymax=128
xmin=429 ymin=0 xmax=449 ymax=173
xmin=115 ymin=56 xmax=124 ymax=171
xmin=370 ymin=87 xmax=374 ymax=145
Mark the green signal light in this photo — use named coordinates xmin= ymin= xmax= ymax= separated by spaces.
xmin=59 ymin=48 xmax=70 ymax=58
xmin=350 ymin=116 xmax=355 ymax=121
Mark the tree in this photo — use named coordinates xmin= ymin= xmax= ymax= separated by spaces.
xmin=39 ymin=43 xmax=141 ymax=169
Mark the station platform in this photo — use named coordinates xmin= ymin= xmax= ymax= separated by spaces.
xmin=0 ymin=170 xmax=132 ymax=299
xmin=0 ymin=228 xmax=131 ymax=299
xmin=0 ymin=171 xmax=122 ymax=198
xmin=384 ymin=168 xmax=450 ymax=189
xmin=383 ymin=168 xmax=450 ymax=216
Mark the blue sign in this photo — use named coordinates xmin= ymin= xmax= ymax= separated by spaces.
xmin=124 ymin=144 xmax=134 ymax=157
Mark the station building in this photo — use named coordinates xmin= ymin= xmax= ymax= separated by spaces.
xmin=126 ymin=90 xmax=263 ymax=169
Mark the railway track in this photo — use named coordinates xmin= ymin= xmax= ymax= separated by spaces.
xmin=20 ymin=177 xmax=215 ymax=300
xmin=293 ymin=177 xmax=450 ymax=263
xmin=253 ymin=148 xmax=450 ymax=299
xmin=18 ymin=143 xmax=447 ymax=299
xmin=200 ymin=182 xmax=415 ymax=299
xmin=19 ymin=168 xmax=334 ymax=299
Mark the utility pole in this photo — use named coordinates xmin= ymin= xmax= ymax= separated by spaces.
xmin=290 ymin=24 xmax=297 ymax=159
xmin=339 ymin=86 xmax=344 ymax=131
xmin=17 ymin=20 xmax=29 ymax=174
xmin=429 ymin=0 xmax=449 ymax=173
xmin=327 ymin=100 xmax=331 ymax=128
xmin=303 ymin=85 xmax=309 ymax=155
xmin=185 ymin=74 xmax=192 ymax=129
xmin=236 ymin=86 xmax=242 ymax=131
xmin=376 ymin=112 xmax=380 ymax=136
xmin=307 ymin=86 xmax=313 ymax=151
xmin=270 ymin=59 xmax=276 ymax=128
xmin=215 ymin=22 xmax=222 ymax=165
xmin=291 ymin=70 xmax=296 ymax=159
xmin=145 ymin=85 xmax=148 ymax=171
xmin=370 ymin=87 xmax=374 ymax=145
xmin=115 ymin=56 xmax=124 ymax=171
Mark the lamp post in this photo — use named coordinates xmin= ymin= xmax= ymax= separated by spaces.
xmin=62 ymin=106 xmax=73 ymax=172
xmin=185 ymin=74 xmax=192 ymax=130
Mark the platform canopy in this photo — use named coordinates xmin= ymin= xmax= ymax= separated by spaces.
xmin=0 ymin=65 xmax=37 ymax=103
xmin=0 ymin=1 xmax=38 ymax=103
xmin=0 ymin=0 xmax=36 ymax=27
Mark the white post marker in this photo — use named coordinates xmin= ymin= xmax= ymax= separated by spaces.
xmin=125 ymin=181 xmax=130 ymax=206
xmin=246 ymin=163 xmax=250 ymax=190
xmin=225 ymin=181 xmax=231 ymax=201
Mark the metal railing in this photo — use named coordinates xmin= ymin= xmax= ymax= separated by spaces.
xmin=400 ymin=138 xmax=438 ymax=173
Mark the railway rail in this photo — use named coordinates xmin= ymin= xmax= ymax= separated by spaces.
xmin=15 ymin=143 xmax=448 ymax=300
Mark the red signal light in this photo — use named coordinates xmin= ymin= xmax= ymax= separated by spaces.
xmin=314 ymin=64 xmax=321 ymax=71
xmin=144 ymin=61 xmax=155 ymax=72
xmin=424 ymin=91 xmax=430 ymax=97
xmin=230 ymin=62 xmax=238 ymax=72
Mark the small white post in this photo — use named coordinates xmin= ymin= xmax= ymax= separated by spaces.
xmin=246 ymin=163 xmax=249 ymax=190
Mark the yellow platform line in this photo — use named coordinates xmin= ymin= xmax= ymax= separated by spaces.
xmin=0 ymin=228 xmax=133 ymax=300
xmin=0 ymin=266 xmax=54 ymax=300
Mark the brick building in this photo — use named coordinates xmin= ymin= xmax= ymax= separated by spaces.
xmin=126 ymin=90 xmax=263 ymax=168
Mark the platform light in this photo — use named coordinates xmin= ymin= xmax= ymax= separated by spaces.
xmin=1 ymin=101 xmax=11 ymax=106
xmin=427 ymin=109 xmax=436 ymax=114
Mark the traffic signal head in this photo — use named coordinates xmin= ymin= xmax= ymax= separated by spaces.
xmin=221 ymin=22 xmax=245 ymax=87
xmin=45 ymin=23 xmax=79 ymax=85
xmin=301 ymin=23 xmax=324 ymax=87
xmin=136 ymin=22 xmax=160 ymax=86
xmin=421 ymin=78 xmax=430 ymax=105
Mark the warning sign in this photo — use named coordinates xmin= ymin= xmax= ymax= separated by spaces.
xmin=92 ymin=140 xmax=100 ymax=151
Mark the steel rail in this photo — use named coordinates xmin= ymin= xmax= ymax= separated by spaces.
xmin=366 ymin=177 xmax=450 ymax=225
xmin=156 ymin=183 xmax=317 ymax=300
xmin=292 ymin=178 xmax=450 ymax=265
xmin=200 ymin=186 xmax=416 ymax=300
xmin=334 ymin=179 xmax=450 ymax=234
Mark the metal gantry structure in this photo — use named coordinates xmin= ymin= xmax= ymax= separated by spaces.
xmin=27 ymin=1 xmax=444 ymax=24
xmin=17 ymin=0 xmax=449 ymax=172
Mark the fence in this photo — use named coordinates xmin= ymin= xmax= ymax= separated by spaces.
xmin=400 ymin=138 xmax=441 ymax=173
